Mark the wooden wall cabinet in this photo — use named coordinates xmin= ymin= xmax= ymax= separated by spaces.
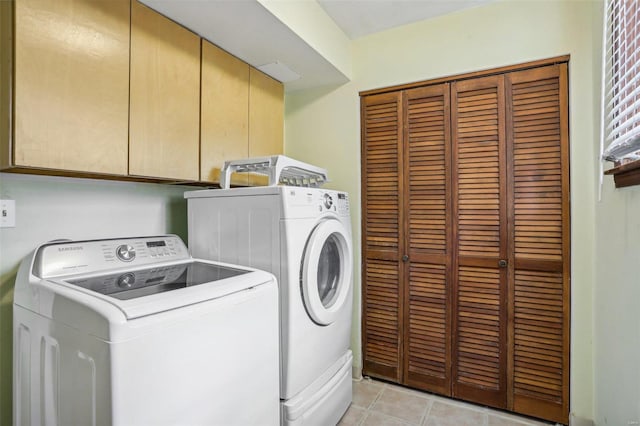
xmin=361 ymin=60 xmax=570 ymax=425
xmin=1 ymin=0 xmax=130 ymax=175
xmin=129 ymin=0 xmax=200 ymax=181
xmin=249 ymin=67 xmax=284 ymax=158
xmin=1 ymin=0 xmax=284 ymax=184
xmin=200 ymin=45 xmax=284 ymax=186
xmin=200 ymin=40 xmax=249 ymax=185
xmin=247 ymin=67 xmax=284 ymax=186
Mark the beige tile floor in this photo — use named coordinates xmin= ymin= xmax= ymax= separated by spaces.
xmin=339 ymin=378 xmax=555 ymax=426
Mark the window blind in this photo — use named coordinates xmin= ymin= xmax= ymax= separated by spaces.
xmin=601 ymin=0 xmax=640 ymax=163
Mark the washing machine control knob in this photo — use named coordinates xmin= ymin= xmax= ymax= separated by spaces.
xmin=323 ymin=193 xmax=333 ymax=209
xmin=117 ymin=273 xmax=135 ymax=288
xmin=116 ymin=244 xmax=136 ymax=262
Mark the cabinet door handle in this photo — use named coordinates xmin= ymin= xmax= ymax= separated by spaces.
xmin=498 ymin=259 xmax=508 ymax=268
xmin=402 ymin=255 xmax=409 ymax=262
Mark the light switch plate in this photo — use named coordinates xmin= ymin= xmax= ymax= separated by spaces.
xmin=0 ymin=199 xmax=16 ymax=228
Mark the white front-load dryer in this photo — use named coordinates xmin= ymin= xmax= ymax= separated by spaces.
xmin=186 ymin=186 xmax=354 ymax=426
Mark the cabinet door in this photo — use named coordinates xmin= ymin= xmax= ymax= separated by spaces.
xmin=361 ymin=92 xmax=404 ymax=382
xmin=129 ymin=0 xmax=200 ymax=181
xmin=506 ymin=64 xmax=569 ymax=425
xmin=201 ymin=40 xmax=249 ymax=185
xmin=451 ymin=75 xmax=508 ymax=409
xmin=402 ymin=84 xmax=452 ymax=395
xmin=249 ymin=67 xmax=283 ymax=158
xmin=13 ymin=0 xmax=129 ymax=174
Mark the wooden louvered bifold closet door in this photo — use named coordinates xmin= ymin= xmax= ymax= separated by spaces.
xmin=360 ymin=58 xmax=570 ymax=426
xmin=402 ymin=84 xmax=452 ymax=395
xmin=451 ymin=75 xmax=508 ymax=409
xmin=361 ymin=92 xmax=404 ymax=381
xmin=506 ymin=64 xmax=569 ymax=424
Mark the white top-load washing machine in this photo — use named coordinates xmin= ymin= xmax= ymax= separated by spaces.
xmin=186 ymin=185 xmax=353 ymax=426
xmin=13 ymin=235 xmax=279 ymax=426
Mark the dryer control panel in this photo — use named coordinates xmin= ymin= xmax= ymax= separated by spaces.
xmin=33 ymin=235 xmax=189 ymax=279
xmin=335 ymin=192 xmax=350 ymax=216
xmin=283 ymin=188 xmax=350 ymax=218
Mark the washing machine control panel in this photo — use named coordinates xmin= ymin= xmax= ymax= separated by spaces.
xmin=34 ymin=235 xmax=190 ymax=279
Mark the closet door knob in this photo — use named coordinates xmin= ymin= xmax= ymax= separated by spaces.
xmin=402 ymin=255 xmax=409 ymax=262
xmin=498 ymin=259 xmax=508 ymax=268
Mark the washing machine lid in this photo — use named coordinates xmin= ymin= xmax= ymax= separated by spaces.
xmin=17 ymin=235 xmax=275 ymax=321
xmin=65 ymin=261 xmax=248 ymax=301
xmin=57 ymin=260 xmax=266 ymax=320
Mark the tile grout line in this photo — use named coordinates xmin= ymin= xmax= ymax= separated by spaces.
xmin=420 ymin=398 xmax=434 ymax=426
xmin=368 ymin=383 xmax=386 ymax=410
xmin=356 ymin=409 xmax=367 ymax=426
xmin=354 ymin=379 xmax=387 ymax=426
xmin=368 ymin=384 xmax=434 ymax=426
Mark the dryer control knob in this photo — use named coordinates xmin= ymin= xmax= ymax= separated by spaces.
xmin=116 ymin=244 xmax=136 ymax=262
xmin=323 ymin=193 xmax=333 ymax=209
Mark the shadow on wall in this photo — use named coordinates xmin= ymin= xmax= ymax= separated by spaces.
xmin=0 ymin=268 xmax=17 ymax=424
xmin=168 ymin=196 xmax=189 ymax=240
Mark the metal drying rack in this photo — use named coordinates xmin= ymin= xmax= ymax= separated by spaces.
xmin=219 ymin=155 xmax=329 ymax=189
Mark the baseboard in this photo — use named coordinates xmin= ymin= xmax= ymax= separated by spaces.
xmin=570 ymin=413 xmax=595 ymax=426
xmin=352 ymin=365 xmax=363 ymax=380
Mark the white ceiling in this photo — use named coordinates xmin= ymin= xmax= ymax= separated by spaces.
xmin=140 ymin=0 xmax=492 ymax=91
xmin=317 ymin=0 xmax=492 ymax=40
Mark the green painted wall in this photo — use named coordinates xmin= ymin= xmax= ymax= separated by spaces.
xmin=594 ymin=181 xmax=640 ymax=426
xmin=590 ymin=0 xmax=640 ymax=422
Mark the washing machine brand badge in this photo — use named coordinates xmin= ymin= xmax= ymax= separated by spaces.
xmin=58 ymin=246 xmax=83 ymax=252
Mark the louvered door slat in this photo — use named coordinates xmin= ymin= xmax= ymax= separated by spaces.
xmin=407 ymin=264 xmax=447 ymax=377
xmin=364 ymin=95 xmax=401 ymax=254
xmin=452 ymin=76 xmax=508 ymax=410
xmin=456 ymin=265 xmax=501 ymax=392
xmin=403 ymin=85 xmax=452 ymax=395
xmin=365 ymin=259 xmax=400 ymax=366
xmin=506 ymin=64 xmax=569 ymax=425
xmin=362 ymin=92 xmax=403 ymax=381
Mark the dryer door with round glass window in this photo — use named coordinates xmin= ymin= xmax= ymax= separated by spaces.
xmin=301 ymin=219 xmax=352 ymax=325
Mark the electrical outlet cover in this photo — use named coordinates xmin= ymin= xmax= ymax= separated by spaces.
xmin=0 ymin=199 xmax=16 ymax=228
